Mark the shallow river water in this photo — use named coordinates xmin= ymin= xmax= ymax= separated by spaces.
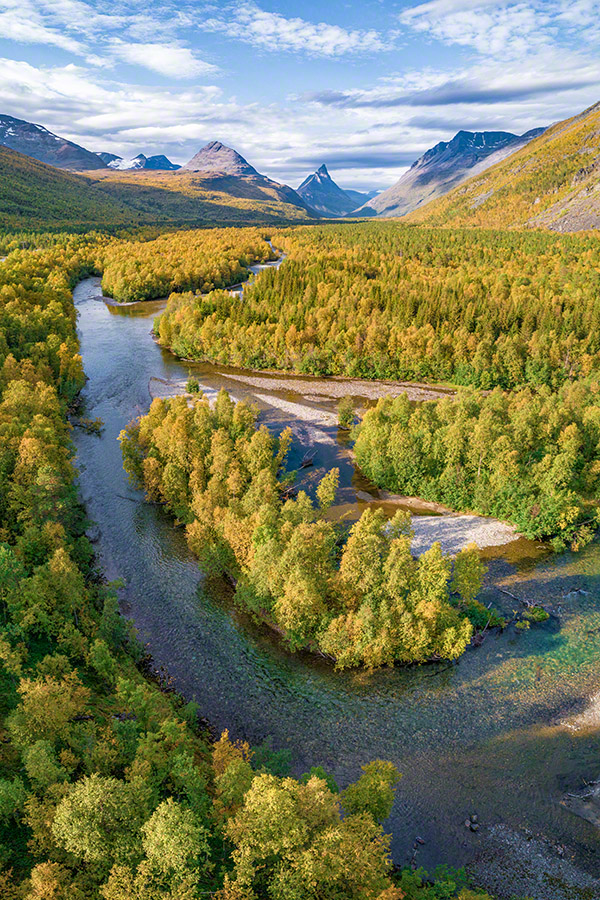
xmin=72 ymin=277 xmax=600 ymax=894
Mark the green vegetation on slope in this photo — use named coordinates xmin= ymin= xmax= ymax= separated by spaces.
xmin=0 ymin=147 xmax=138 ymax=231
xmin=119 ymin=390 xmax=493 ymax=669
xmin=0 ymin=147 xmax=312 ymax=232
xmin=354 ymin=384 xmax=600 ymax=550
xmin=155 ymin=222 xmax=600 ymax=390
xmin=406 ymin=101 xmax=600 ymax=231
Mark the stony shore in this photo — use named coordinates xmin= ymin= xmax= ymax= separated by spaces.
xmin=147 ymin=375 xmax=520 ymax=556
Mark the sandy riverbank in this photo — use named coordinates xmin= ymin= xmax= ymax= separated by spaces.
xmin=147 ymin=376 xmax=519 ymax=555
xmin=209 ymin=369 xmax=454 ymax=402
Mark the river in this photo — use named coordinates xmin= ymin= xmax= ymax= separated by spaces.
xmin=72 ymin=276 xmax=600 ymax=897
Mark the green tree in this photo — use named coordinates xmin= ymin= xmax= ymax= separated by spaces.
xmin=52 ymin=774 xmax=148 ymax=866
xmin=341 ymin=761 xmax=401 ymax=824
xmin=451 ymin=545 xmax=487 ymax=604
xmin=141 ymin=799 xmax=211 ymax=879
xmin=316 ymin=468 xmax=339 ymax=513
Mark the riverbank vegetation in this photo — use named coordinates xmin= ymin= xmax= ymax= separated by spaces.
xmin=120 ymin=390 xmax=491 ymax=669
xmin=354 ymin=382 xmax=600 ymax=550
xmin=155 ymin=222 xmax=600 ymax=390
xmin=101 ymin=228 xmax=276 ymax=303
xmin=0 ymin=241 xmax=501 ymax=899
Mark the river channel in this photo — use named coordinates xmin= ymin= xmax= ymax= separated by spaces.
xmin=72 ymin=275 xmax=600 ymax=896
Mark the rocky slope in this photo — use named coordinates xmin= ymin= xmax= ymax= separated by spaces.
xmin=407 ymin=101 xmax=600 ymax=232
xmin=360 ymin=128 xmax=544 ymax=218
xmin=296 ymin=164 xmax=370 ymax=217
xmin=182 ymin=140 xmax=259 ymax=176
xmin=97 ymin=152 xmax=121 ymax=166
xmin=0 ymin=114 xmax=106 ymax=171
xmin=182 ymin=141 xmax=315 ymax=214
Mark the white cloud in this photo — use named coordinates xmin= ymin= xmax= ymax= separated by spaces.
xmin=109 ymin=41 xmax=218 ymax=79
xmin=0 ymin=56 xmax=248 ymax=163
xmin=0 ymin=4 xmax=85 ymax=54
xmin=400 ymin=0 xmax=552 ymax=57
xmin=401 ymin=0 xmax=511 ymax=19
xmin=200 ymin=2 xmax=395 ymax=57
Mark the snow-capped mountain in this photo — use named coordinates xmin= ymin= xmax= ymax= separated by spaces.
xmin=99 ymin=152 xmax=180 ymax=171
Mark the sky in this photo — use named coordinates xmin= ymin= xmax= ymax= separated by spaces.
xmin=0 ymin=0 xmax=599 ymax=190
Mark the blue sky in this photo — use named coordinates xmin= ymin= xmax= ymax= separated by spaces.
xmin=0 ymin=0 xmax=599 ymax=189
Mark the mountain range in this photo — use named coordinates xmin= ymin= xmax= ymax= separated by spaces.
xmin=296 ymin=164 xmax=375 ymax=217
xmin=97 ymin=152 xmax=180 ymax=171
xmin=360 ymin=128 xmax=546 ymax=218
xmin=0 ymin=143 xmax=314 ymax=231
xmin=2 ymin=103 xmax=600 ymax=232
xmin=407 ymin=101 xmax=600 ymax=232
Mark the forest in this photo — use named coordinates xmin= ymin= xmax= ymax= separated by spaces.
xmin=154 ymin=223 xmax=600 ymax=390
xmin=354 ymin=382 xmax=600 ymax=550
xmin=101 ymin=228 xmax=276 ymax=303
xmin=0 ymin=239 xmax=495 ymax=898
xmin=120 ymin=390 xmax=495 ymax=669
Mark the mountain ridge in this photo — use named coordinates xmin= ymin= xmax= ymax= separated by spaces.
xmin=296 ymin=164 xmax=376 ymax=217
xmin=360 ymin=127 xmax=545 ymax=218
xmin=0 ymin=144 xmax=314 ymax=230
xmin=182 ymin=141 xmax=259 ymax=176
xmin=181 ymin=141 xmax=316 ymax=215
xmin=0 ymin=114 xmax=106 ymax=171
xmin=405 ymin=101 xmax=600 ymax=231
xmin=102 ymin=153 xmax=180 ymax=171
xmin=296 ymin=164 xmax=365 ymax=217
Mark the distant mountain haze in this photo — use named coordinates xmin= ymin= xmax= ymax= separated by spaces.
xmin=360 ymin=128 xmax=546 ymax=218
xmin=0 ymin=114 xmax=107 ymax=171
xmin=345 ymin=187 xmax=379 ymax=207
xmin=296 ymin=164 xmax=372 ymax=217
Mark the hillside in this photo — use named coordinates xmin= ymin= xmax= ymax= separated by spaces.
xmin=0 ymin=145 xmax=139 ymax=229
xmin=182 ymin=141 xmax=314 ymax=213
xmin=0 ymin=146 xmax=313 ymax=231
xmin=360 ymin=129 xmax=544 ymax=218
xmin=89 ymin=168 xmax=314 ymax=223
xmin=407 ymin=102 xmax=600 ymax=231
xmin=0 ymin=113 xmax=107 ymax=170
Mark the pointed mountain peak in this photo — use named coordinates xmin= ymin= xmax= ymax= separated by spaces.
xmin=297 ymin=164 xmax=365 ymax=217
xmin=182 ymin=140 xmax=259 ymax=176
